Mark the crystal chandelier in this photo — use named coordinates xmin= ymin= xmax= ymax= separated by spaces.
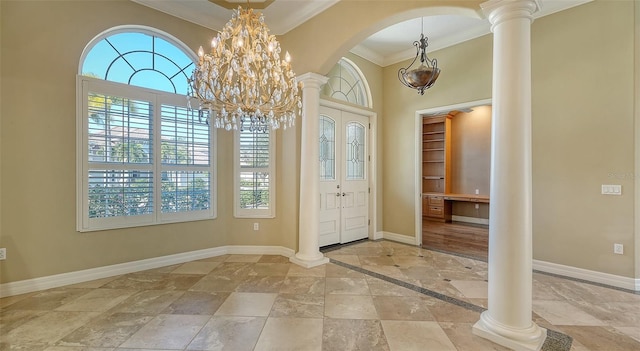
xmin=398 ymin=18 xmax=440 ymax=95
xmin=189 ymin=6 xmax=302 ymax=132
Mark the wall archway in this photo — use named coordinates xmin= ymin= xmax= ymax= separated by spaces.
xmin=280 ymin=2 xmax=483 ymax=75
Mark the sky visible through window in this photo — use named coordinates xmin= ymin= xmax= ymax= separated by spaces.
xmin=82 ymin=32 xmax=194 ymax=95
xmin=83 ymin=31 xmax=199 ymax=132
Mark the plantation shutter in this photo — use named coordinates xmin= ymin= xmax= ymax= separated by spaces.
xmin=235 ymin=127 xmax=275 ymax=218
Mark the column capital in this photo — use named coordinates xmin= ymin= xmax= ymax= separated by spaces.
xmin=297 ymin=72 xmax=329 ymax=90
xmin=481 ymin=0 xmax=541 ymax=31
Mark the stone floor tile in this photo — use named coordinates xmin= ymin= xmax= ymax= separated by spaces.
xmin=323 ymin=318 xmax=390 ymax=351
xmin=286 ymin=264 xmax=326 ymax=277
xmin=119 ymin=314 xmax=210 ymax=349
xmin=3 ymin=289 xmax=91 ymax=311
xmin=270 ymin=294 xmax=324 ymax=319
xmin=257 ymin=255 xmax=290 ymax=263
xmin=279 ymin=276 xmax=325 ymax=295
xmin=325 ymin=277 xmax=370 ymax=295
xmin=58 ymin=312 xmax=153 ymax=347
xmin=248 ymin=263 xmax=291 ymax=277
xmin=214 ymin=292 xmax=276 ymax=317
xmin=532 ymin=301 xmax=606 ymax=326
xmin=450 ymin=280 xmax=488 ymax=299
xmin=561 ymin=326 xmax=640 ymax=351
xmin=189 ymin=275 xmax=243 ymax=293
xmin=0 ymin=310 xmax=48 ymax=335
xmin=2 ymin=311 xmax=100 ymax=346
xmin=253 ymin=317 xmax=323 ymax=351
xmin=187 ymin=316 xmax=265 ymax=351
xmin=439 ymin=322 xmax=512 ymax=351
xmin=54 ymin=289 xmax=137 ymax=312
xmin=325 ymin=264 xmax=365 ymax=278
xmin=324 ymin=295 xmax=378 ymax=320
xmin=162 ymin=291 xmax=229 ymax=315
xmin=365 ymin=276 xmax=422 ymax=297
xmin=381 ymin=320 xmax=457 ymax=351
xmin=234 ymin=276 xmax=285 ymax=293
xmin=372 ymin=295 xmax=435 ymax=321
xmin=107 ymin=290 xmax=183 ymax=314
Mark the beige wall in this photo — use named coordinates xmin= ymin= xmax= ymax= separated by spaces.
xmin=450 ymin=106 xmax=492 ymax=220
xmin=0 ymin=0 xmax=637 ymax=284
xmin=450 ymin=107 xmax=491 ymax=196
xmin=531 ymin=0 xmax=635 ymax=277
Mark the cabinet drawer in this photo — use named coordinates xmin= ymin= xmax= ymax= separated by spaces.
xmin=428 ymin=206 xmax=444 ymax=218
xmin=428 ymin=196 xmax=444 ymax=206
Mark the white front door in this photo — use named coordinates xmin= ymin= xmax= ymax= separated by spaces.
xmin=318 ymin=105 xmax=369 ymax=246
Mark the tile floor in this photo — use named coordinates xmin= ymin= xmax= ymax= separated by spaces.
xmin=1 ymin=240 xmax=639 ymax=351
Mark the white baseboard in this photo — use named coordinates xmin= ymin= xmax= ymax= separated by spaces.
xmin=533 ymin=259 xmax=639 ymax=292
xmin=0 ymin=245 xmax=295 ymax=298
xmin=381 ymin=231 xmax=418 ymax=245
xmin=372 ymin=231 xmax=384 ymax=240
xmin=451 ymin=215 xmax=489 ymax=225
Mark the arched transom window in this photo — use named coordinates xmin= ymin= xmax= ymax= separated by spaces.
xmin=81 ymin=30 xmax=195 ymax=94
xmin=322 ymin=57 xmax=372 ymax=108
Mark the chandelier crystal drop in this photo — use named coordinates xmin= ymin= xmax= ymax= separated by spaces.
xmin=189 ymin=6 xmax=302 ymax=132
xmin=398 ymin=19 xmax=440 ymax=95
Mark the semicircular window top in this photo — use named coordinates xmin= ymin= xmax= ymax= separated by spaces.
xmin=81 ymin=30 xmax=195 ymax=94
xmin=322 ymin=57 xmax=371 ymax=108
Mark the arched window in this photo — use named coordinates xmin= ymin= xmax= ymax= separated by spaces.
xmin=80 ymin=29 xmax=194 ymax=94
xmin=322 ymin=58 xmax=372 ymax=108
xmin=77 ymin=26 xmax=215 ymax=231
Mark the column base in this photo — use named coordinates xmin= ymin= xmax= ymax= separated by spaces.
xmin=289 ymin=253 xmax=329 ymax=268
xmin=473 ymin=311 xmax=547 ymax=351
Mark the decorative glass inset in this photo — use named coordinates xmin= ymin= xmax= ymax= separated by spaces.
xmin=319 ymin=115 xmax=336 ymax=180
xmin=346 ymin=122 xmax=365 ymax=180
xmin=321 ymin=58 xmax=370 ymax=108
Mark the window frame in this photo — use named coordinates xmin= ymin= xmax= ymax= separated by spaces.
xmin=233 ymin=127 xmax=276 ymax=218
xmin=77 ymin=76 xmax=217 ymax=232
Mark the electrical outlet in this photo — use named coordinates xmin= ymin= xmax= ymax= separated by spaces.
xmin=475 ymin=203 xmax=480 ymax=209
xmin=475 ymin=189 xmax=479 ymax=195
xmin=614 ymin=243 xmax=624 ymax=255
xmin=0 ymin=248 xmax=6 ymax=260
xmin=253 ymin=223 xmax=259 ymax=231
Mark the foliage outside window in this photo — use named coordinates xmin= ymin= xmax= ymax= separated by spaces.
xmin=234 ymin=126 xmax=275 ymax=218
xmin=77 ymin=28 xmax=215 ymax=231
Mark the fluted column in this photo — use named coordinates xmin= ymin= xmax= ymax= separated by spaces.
xmin=290 ymin=72 xmax=330 ymax=268
xmin=472 ymin=1 xmax=547 ymax=350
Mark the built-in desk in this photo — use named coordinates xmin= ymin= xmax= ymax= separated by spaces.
xmin=423 ymin=193 xmax=490 ymax=222
xmin=443 ymin=194 xmax=490 ymax=204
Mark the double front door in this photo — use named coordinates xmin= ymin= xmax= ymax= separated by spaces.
xmin=318 ymin=105 xmax=369 ymax=247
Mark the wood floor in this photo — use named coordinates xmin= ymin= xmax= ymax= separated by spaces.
xmin=421 ymin=219 xmax=489 ymax=260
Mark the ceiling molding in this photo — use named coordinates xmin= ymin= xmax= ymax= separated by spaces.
xmin=131 ymin=0 xmax=339 ymax=34
xmin=208 ymin=0 xmax=274 ymax=10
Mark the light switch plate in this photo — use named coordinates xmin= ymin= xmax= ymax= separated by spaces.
xmin=601 ymin=184 xmax=622 ymax=195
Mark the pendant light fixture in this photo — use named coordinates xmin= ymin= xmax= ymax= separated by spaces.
xmin=398 ymin=18 xmax=441 ymax=95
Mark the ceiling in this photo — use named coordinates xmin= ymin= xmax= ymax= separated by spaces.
xmin=132 ymin=0 xmax=592 ymax=67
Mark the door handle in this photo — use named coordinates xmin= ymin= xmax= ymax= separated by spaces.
xmin=342 ymin=192 xmax=346 ymax=197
